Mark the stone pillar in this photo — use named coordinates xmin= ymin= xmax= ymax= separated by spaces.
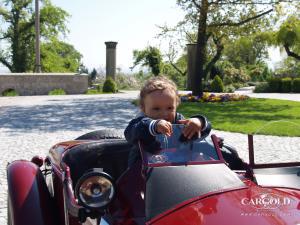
xmin=187 ymin=43 xmax=197 ymax=91
xmin=105 ymin=41 xmax=118 ymax=80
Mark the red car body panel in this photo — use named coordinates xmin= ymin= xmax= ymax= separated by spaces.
xmin=151 ymin=186 xmax=300 ymax=225
xmin=7 ymin=160 xmax=59 ymax=225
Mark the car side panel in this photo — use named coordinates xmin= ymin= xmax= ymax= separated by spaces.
xmin=7 ymin=160 xmax=60 ymax=225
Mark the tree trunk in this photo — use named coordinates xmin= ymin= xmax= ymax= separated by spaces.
xmin=192 ymin=0 xmax=209 ymax=96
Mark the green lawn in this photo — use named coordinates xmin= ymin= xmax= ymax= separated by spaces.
xmin=178 ymin=98 xmax=300 ymax=136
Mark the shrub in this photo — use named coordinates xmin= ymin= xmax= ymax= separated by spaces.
xmin=223 ymin=67 xmax=250 ymax=84
xmin=102 ymin=77 xmax=117 ymax=93
xmin=292 ymin=78 xmax=300 ymax=93
xmin=211 ymin=75 xmax=224 ymax=93
xmin=281 ymin=78 xmax=292 ymax=93
xmin=95 ymin=84 xmax=102 ymax=92
xmin=48 ymin=88 xmax=66 ymax=95
xmin=203 ymin=80 xmax=211 ymax=92
xmin=115 ymin=74 xmax=140 ymax=90
xmin=268 ymin=78 xmax=281 ymax=92
xmin=254 ymin=82 xmax=270 ymax=93
xmin=2 ymin=89 xmax=18 ymax=96
xmin=224 ymin=84 xmax=235 ymax=93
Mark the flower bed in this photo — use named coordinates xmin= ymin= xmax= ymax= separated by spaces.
xmin=179 ymin=92 xmax=249 ymax=103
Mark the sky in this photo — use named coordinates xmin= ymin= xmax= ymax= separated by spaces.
xmin=0 ymin=0 xmax=283 ymax=73
xmin=50 ymin=0 xmax=185 ymax=73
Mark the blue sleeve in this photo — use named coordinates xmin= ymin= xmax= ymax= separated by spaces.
xmin=124 ymin=116 xmax=156 ymax=144
xmin=191 ymin=115 xmax=212 ymax=138
xmin=176 ymin=112 xmax=211 ymax=138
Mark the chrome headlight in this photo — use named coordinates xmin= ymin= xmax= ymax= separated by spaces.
xmin=75 ymin=169 xmax=115 ymax=210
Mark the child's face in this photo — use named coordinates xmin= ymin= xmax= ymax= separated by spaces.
xmin=141 ymin=89 xmax=177 ymax=122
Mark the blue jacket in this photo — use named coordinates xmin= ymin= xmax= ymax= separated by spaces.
xmin=124 ymin=112 xmax=211 ymax=165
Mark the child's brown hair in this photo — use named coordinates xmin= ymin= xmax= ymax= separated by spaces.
xmin=139 ymin=76 xmax=180 ymax=108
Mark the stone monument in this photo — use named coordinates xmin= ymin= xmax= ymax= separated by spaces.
xmin=105 ymin=41 xmax=118 ymax=80
xmin=187 ymin=43 xmax=197 ymax=90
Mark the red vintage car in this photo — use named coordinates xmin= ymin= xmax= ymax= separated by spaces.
xmin=7 ymin=124 xmax=300 ymax=225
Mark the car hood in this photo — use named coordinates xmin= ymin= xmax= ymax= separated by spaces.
xmin=150 ymin=187 xmax=300 ymax=225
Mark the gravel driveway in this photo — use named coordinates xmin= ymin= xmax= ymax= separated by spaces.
xmin=1 ymin=91 xmax=299 ymax=224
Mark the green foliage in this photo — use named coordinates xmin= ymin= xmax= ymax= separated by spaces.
xmin=268 ymin=78 xmax=281 ymax=92
xmin=223 ymin=66 xmax=250 ymax=84
xmin=292 ymin=78 xmax=300 ymax=93
xmin=41 ymin=38 xmax=82 ymax=72
xmin=224 ymin=36 xmax=268 ymax=68
xmin=102 ymin=78 xmax=117 ymax=93
xmin=277 ymin=16 xmax=300 ymax=49
xmin=79 ymin=64 xmax=89 ymax=74
xmin=162 ymin=65 xmax=186 ymax=90
xmin=254 ymin=82 xmax=270 ymax=93
xmin=211 ymin=75 xmax=224 ymax=93
xmin=86 ymin=68 xmax=97 ymax=87
xmin=224 ymin=85 xmax=235 ymax=93
xmin=48 ymin=88 xmax=66 ymax=95
xmin=86 ymin=89 xmax=102 ymax=94
xmin=2 ymin=89 xmax=19 ymax=96
xmin=281 ymin=78 xmax=292 ymax=92
xmin=0 ymin=0 xmax=72 ymax=72
xmin=247 ymin=63 xmax=272 ymax=82
xmin=115 ymin=74 xmax=141 ymax=90
xmin=89 ymin=68 xmax=97 ymax=81
xmin=275 ymin=57 xmax=300 ymax=77
xmin=131 ymin=46 xmax=162 ymax=76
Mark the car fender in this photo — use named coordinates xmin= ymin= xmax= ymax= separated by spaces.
xmin=7 ymin=160 xmax=59 ymax=225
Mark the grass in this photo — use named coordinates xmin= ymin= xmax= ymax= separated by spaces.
xmin=2 ymin=89 xmax=19 ymax=96
xmin=178 ymin=98 xmax=300 ymax=136
xmin=86 ymin=89 xmax=119 ymax=94
xmin=86 ymin=89 xmax=103 ymax=94
xmin=48 ymin=88 xmax=66 ymax=95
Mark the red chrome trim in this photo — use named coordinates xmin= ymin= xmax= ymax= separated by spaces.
xmin=248 ymin=134 xmax=255 ymax=167
xmin=61 ymin=162 xmax=81 ymax=217
xmin=248 ymin=134 xmax=300 ymax=169
xmin=148 ymin=160 xmax=223 ymax=168
xmin=253 ymin=162 xmax=300 ymax=168
xmin=211 ymin=134 xmax=225 ymax=162
xmin=52 ymin=163 xmax=64 ymax=180
xmin=147 ymin=186 xmax=248 ymax=225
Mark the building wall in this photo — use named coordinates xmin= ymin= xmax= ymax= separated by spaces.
xmin=0 ymin=73 xmax=88 ymax=96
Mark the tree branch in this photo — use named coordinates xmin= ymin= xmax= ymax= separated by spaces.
xmin=209 ymin=0 xmax=294 ymax=5
xmin=191 ymin=0 xmax=201 ymax=9
xmin=204 ymin=35 xmax=224 ymax=79
xmin=170 ymin=62 xmax=187 ymax=76
xmin=0 ymin=34 xmax=10 ymax=40
xmin=208 ymin=9 xmax=273 ymax=27
xmin=0 ymin=57 xmax=12 ymax=71
xmin=284 ymin=44 xmax=300 ymax=60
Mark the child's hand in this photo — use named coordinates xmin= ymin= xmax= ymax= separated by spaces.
xmin=178 ymin=118 xmax=202 ymax=139
xmin=155 ymin=120 xmax=173 ymax=136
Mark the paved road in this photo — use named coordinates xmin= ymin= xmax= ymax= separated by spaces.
xmin=0 ymin=90 xmax=299 ymax=224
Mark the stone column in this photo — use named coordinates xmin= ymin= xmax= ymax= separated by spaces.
xmin=105 ymin=41 xmax=118 ymax=80
xmin=186 ymin=43 xmax=197 ymax=91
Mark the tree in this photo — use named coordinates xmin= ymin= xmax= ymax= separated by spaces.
xmin=0 ymin=0 xmax=73 ymax=72
xmin=276 ymin=16 xmax=300 ymax=60
xmin=173 ymin=0 xmax=295 ymax=96
xmin=223 ymin=35 xmax=269 ymax=68
xmin=41 ymin=38 xmax=82 ymax=72
xmin=90 ymin=68 xmax=97 ymax=81
xmin=131 ymin=46 xmax=163 ymax=76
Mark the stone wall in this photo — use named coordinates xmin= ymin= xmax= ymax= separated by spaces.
xmin=0 ymin=73 xmax=88 ymax=96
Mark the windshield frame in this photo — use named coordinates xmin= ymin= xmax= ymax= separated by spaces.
xmin=138 ymin=125 xmax=225 ymax=168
